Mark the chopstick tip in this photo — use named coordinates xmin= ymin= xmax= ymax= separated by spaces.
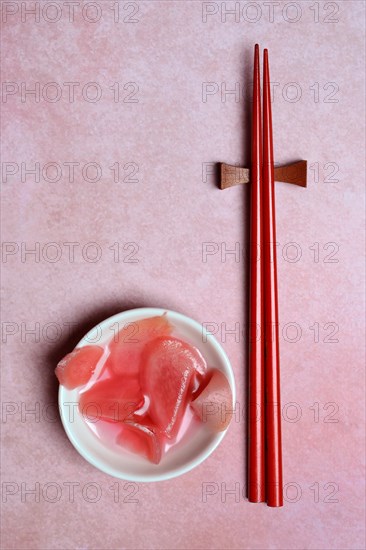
xmin=254 ymin=44 xmax=260 ymax=62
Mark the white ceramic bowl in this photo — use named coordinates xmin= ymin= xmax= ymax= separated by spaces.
xmin=59 ymin=307 xmax=236 ymax=481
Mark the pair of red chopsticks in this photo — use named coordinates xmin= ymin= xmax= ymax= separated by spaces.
xmin=248 ymin=44 xmax=283 ymax=507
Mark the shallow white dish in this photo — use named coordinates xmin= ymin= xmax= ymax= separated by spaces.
xmin=59 ymin=307 xmax=236 ymax=482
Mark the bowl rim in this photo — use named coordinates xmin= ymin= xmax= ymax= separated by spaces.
xmin=58 ymin=307 xmax=236 ymax=482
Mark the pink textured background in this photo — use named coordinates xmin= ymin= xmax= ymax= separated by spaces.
xmin=1 ymin=1 xmax=365 ymax=549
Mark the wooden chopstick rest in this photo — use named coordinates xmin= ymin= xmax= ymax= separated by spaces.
xmin=219 ymin=160 xmax=307 ymax=189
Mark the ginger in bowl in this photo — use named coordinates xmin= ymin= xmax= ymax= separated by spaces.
xmin=57 ymin=308 xmax=235 ymax=481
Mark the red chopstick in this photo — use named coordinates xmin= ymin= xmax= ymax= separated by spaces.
xmin=248 ymin=44 xmax=266 ymax=503
xmin=262 ymin=48 xmax=284 ymax=507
